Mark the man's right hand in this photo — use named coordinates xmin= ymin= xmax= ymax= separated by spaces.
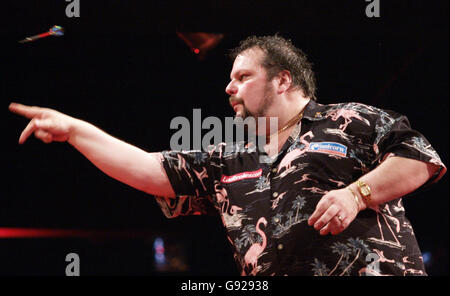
xmin=9 ymin=102 xmax=176 ymax=198
xmin=9 ymin=102 xmax=75 ymax=144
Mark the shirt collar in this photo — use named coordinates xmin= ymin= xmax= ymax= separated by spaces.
xmin=302 ymin=99 xmax=328 ymax=121
xmin=285 ymin=99 xmax=327 ymax=143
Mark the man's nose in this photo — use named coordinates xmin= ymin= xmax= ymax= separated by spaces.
xmin=225 ymin=81 xmax=237 ymax=96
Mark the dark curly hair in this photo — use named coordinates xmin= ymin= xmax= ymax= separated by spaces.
xmin=229 ymin=34 xmax=317 ymax=101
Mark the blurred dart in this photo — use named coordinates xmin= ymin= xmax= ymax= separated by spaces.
xmin=19 ymin=25 xmax=64 ymax=44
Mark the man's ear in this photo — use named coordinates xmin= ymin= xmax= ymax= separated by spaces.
xmin=276 ymin=70 xmax=293 ymax=94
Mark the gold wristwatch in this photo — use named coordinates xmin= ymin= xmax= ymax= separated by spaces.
xmin=356 ymin=180 xmax=371 ymax=206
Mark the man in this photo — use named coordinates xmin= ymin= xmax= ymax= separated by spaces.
xmin=9 ymin=35 xmax=446 ymax=276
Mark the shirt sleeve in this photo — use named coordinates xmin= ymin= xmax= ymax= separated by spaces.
xmin=153 ymin=149 xmax=223 ymax=218
xmin=372 ymin=108 xmax=447 ymax=185
xmin=154 ymin=195 xmax=217 ymax=218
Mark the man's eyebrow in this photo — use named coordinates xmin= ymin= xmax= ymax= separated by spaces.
xmin=230 ymin=69 xmax=250 ymax=80
xmin=230 ymin=70 xmax=240 ymax=80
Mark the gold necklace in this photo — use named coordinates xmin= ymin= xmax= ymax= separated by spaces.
xmin=267 ymin=108 xmax=305 ymax=140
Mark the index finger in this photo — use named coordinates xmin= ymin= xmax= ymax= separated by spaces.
xmin=18 ymin=119 xmax=39 ymax=144
xmin=9 ymin=103 xmax=44 ymax=119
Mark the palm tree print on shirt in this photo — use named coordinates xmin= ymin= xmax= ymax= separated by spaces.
xmin=311 ymin=258 xmax=330 ymax=276
xmin=273 ymin=195 xmax=309 ymax=238
xmin=328 ymin=242 xmax=351 ymax=275
xmin=312 ymin=237 xmax=371 ymax=276
xmin=238 ymin=224 xmax=260 ymax=248
xmin=246 ymin=175 xmax=271 ymax=195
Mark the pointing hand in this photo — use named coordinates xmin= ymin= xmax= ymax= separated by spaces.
xmin=9 ymin=102 xmax=75 ymax=144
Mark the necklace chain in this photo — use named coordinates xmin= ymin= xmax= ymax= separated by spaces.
xmin=268 ymin=108 xmax=305 ymax=140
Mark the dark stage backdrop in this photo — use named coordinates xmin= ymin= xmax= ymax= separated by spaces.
xmin=1 ymin=0 xmax=448 ymax=275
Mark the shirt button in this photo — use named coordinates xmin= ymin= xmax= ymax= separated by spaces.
xmin=274 ymin=217 xmax=280 ymax=223
xmin=272 ymin=192 xmax=279 ymax=198
xmin=277 ymin=244 xmax=284 ymax=250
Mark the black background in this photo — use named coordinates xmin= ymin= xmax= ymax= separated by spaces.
xmin=1 ymin=0 xmax=448 ymax=276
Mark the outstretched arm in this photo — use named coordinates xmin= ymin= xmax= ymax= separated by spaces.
xmin=9 ymin=102 xmax=175 ymax=198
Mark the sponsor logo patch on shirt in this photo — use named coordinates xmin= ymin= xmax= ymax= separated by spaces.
xmin=221 ymin=169 xmax=263 ymax=184
xmin=308 ymin=142 xmax=347 ymax=157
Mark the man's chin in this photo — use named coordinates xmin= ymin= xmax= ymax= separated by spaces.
xmin=232 ymin=116 xmax=269 ymax=138
xmin=234 ymin=111 xmax=245 ymax=119
xmin=234 ymin=108 xmax=252 ymax=120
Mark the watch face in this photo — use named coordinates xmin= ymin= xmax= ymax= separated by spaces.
xmin=357 ymin=181 xmax=371 ymax=196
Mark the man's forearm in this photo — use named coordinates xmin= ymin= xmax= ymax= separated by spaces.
xmin=348 ymin=156 xmax=439 ymax=210
xmin=67 ymin=119 xmax=175 ymax=197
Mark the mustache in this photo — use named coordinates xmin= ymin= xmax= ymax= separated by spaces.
xmin=229 ymin=96 xmax=244 ymax=106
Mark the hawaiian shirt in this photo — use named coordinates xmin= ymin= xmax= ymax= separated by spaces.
xmin=154 ymin=100 xmax=446 ymax=276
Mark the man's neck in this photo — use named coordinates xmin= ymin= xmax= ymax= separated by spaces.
xmin=263 ymin=94 xmax=310 ymax=156
xmin=279 ymin=95 xmax=309 ymax=129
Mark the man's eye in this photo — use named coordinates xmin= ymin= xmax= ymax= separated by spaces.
xmin=240 ymin=75 xmax=248 ymax=80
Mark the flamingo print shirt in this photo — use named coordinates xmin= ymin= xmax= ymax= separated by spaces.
xmin=155 ymin=100 xmax=446 ymax=276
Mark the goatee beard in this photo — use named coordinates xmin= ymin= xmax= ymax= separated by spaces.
xmin=229 ymin=85 xmax=274 ymax=120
